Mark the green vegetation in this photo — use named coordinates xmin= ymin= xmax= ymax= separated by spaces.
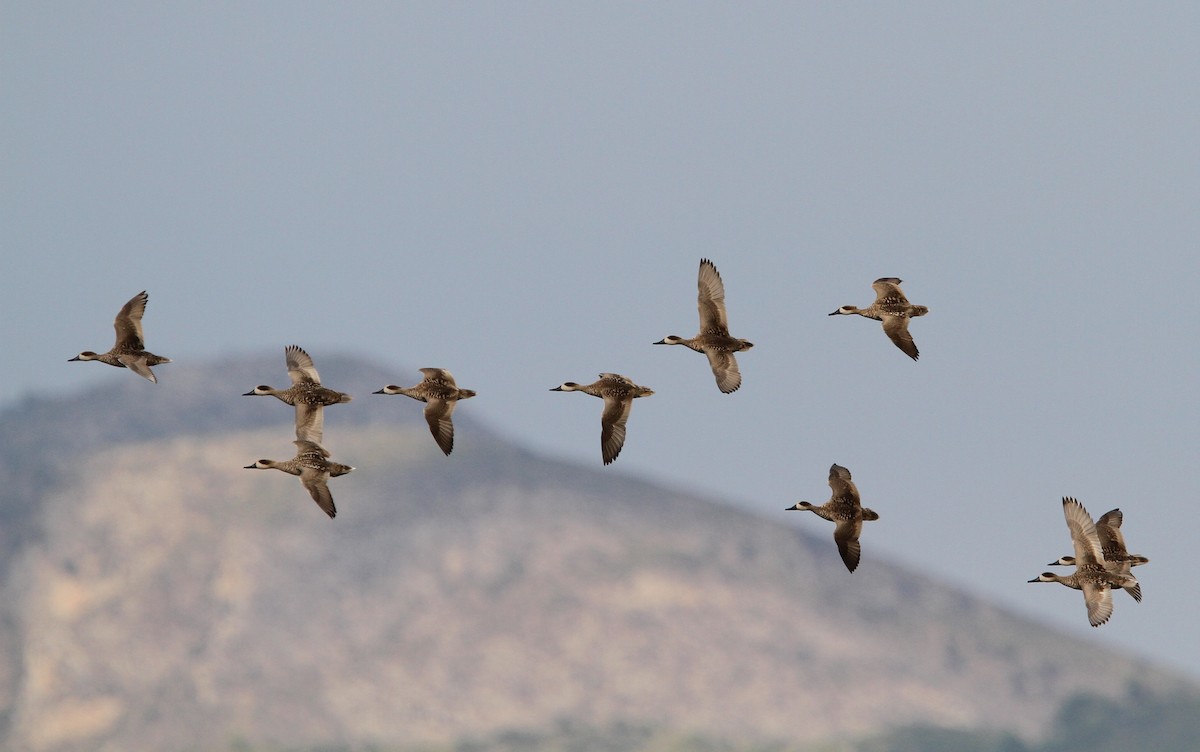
xmin=857 ymin=725 xmax=1028 ymax=752
xmin=861 ymin=683 xmax=1200 ymax=752
xmin=1038 ymin=683 xmax=1200 ymax=752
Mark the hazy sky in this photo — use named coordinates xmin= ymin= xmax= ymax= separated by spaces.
xmin=4 ymin=4 xmax=1198 ymax=677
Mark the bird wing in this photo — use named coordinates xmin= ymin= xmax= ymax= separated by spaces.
xmin=285 ymin=345 xmax=321 ymax=385
xmin=599 ymin=395 xmax=634 ymax=465
xmin=113 ymin=291 xmax=148 ymax=350
xmin=1062 ymin=497 xmax=1106 ymax=566
xmin=703 ymin=348 xmax=742 ymax=393
xmin=697 ymin=258 xmax=730 ymax=333
xmin=293 ymin=439 xmax=330 ymax=458
xmin=833 ymin=518 xmax=864 ymax=573
xmin=299 ymin=468 xmax=336 ymax=518
xmin=881 ymin=315 xmax=919 ymax=360
xmin=116 ymin=353 xmax=158 ymax=383
xmin=871 ymin=278 xmax=909 ymax=305
xmin=1096 ymin=508 xmax=1123 ymax=529
xmin=1095 ymin=508 xmax=1130 ymax=554
xmin=1079 ymin=579 xmax=1114 ymax=627
xmin=424 ymin=398 xmax=457 ymax=456
xmin=827 ymin=464 xmax=860 ymax=506
xmin=295 ymin=403 xmax=324 ymax=444
xmin=419 ymin=367 xmax=456 ymax=386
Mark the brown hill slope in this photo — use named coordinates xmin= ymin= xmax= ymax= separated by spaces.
xmin=0 ymin=358 xmax=1191 ymax=751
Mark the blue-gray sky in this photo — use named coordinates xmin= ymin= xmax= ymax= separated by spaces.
xmin=3 ymin=3 xmax=1198 ymax=677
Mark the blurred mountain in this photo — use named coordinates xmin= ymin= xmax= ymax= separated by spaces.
xmin=0 ymin=355 xmax=1191 ymax=751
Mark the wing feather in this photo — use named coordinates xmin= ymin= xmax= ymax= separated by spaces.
xmin=704 ymin=349 xmax=742 ymax=393
xmin=881 ymin=315 xmax=919 ymax=360
xmin=117 ymin=353 xmax=157 ymax=383
xmin=285 ymin=345 xmax=320 ymax=385
xmin=300 ymin=468 xmax=336 ymax=518
xmin=419 ymin=367 xmax=456 ymax=386
xmin=697 ymin=259 xmax=730 ymax=333
xmin=827 ymin=464 xmax=860 ymax=505
xmin=295 ymin=403 xmax=324 ymax=444
xmin=871 ymin=278 xmax=909 ymax=305
xmin=600 ymin=396 xmax=634 ymax=465
xmin=424 ymin=398 xmax=457 ymax=455
xmin=1080 ymin=579 xmax=1114 ymax=627
xmin=1063 ymin=497 xmax=1105 ymax=566
xmin=113 ymin=291 xmax=148 ymax=350
xmin=833 ymin=519 xmax=864 ymax=572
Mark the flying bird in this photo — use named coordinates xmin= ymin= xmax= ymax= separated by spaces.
xmin=1048 ymin=507 xmax=1148 ymax=602
xmin=374 ymin=368 xmax=477 ymax=456
xmin=786 ymin=463 xmax=880 ymax=573
xmin=830 ymin=277 xmax=928 ymax=360
xmin=655 ymin=258 xmax=754 ymax=393
xmin=1028 ymin=497 xmax=1139 ymax=627
xmin=551 ymin=373 xmax=654 ymax=465
xmin=243 ymin=345 xmax=352 ymax=443
xmin=243 ymin=439 xmax=354 ymax=519
xmin=69 ymin=290 xmax=172 ymax=383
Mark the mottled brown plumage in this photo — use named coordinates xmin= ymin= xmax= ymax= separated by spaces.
xmin=243 ymin=439 xmax=354 ymax=519
xmin=69 ymin=291 xmax=172 ymax=382
xmin=655 ymin=258 xmax=754 ymax=393
xmin=551 ymin=373 xmax=654 ymax=465
xmin=787 ymin=463 xmax=880 ymax=573
xmin=1049 ymin=506 xmax=1148 ymax=602
xmin=830 ymin=277 xmax=928 ymax=360
xmin=244 ymin=345 xmax=352 ymax=443
xmin=1028 ymin=497 xmax=1139 ymax=626
xmin=374 ymin=368 xmax=477 ymax=456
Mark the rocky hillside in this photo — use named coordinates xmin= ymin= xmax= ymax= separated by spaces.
xmin=0 ymin=357 xmax=1191 ymax=751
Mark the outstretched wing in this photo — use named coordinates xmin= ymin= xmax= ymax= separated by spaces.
xmin=871 ymin=278 xmax=909 ymax=305
xmin=424 ymin=398 xmax=457 ymax=456
xmin=827 ymin=464 xmax=860 ymax=506
xmin=599 ymin=395 xmax=634 ymax=465
xmin=881 ymin=315 xmax=919 ymax=360
xmin=113 ymin=291 xmax=148 ymax=350
xmin=299 ymin=468 xmax=336 ymax=518
xmin=1095 ymin=508 xmax=1130 ymax=554
xmin=697 ymin=258 xmax=730 ymax=333
xmin=833 ymin=519 xmax=864 ymax=572
xmin=704 ymin=349 xmax=742 ymax=393
xmin=117 ymin=354 xmax=158 ymax=383
xmin=1079 ymin=579 xmax=1114 ymax=627
xmin=295 ymin=403 xmax=324 ymax=444
xmin=286 ymin=345 xmax=321 ymax=385
xmin=1063 ymin=497 xmax=1105 ymax=566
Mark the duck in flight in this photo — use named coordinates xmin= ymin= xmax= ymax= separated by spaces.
xmin=243 ymin=439 xmax=354 ymax=519
xmin=1048 ymin=506 xmax=1147 ymax=602
xmin=830 ymin=277 xmax=928 ymax=360
xmin=786 ymin=463 xmax=880 ymax=573
xmin=243 ymin=345 xmax=352 ymax=444
xmin=374 ymin=368 xmax=477 ymax=456
xmin=69 ymin=290 xmax=172 ymax=383
xmin=655 ymin=258 xmax=754 ymax=393
xmin=1028 ymin=497 xmax=1139 ymax=627
xmin=551 ymin=373 xmax=654 ymax=465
